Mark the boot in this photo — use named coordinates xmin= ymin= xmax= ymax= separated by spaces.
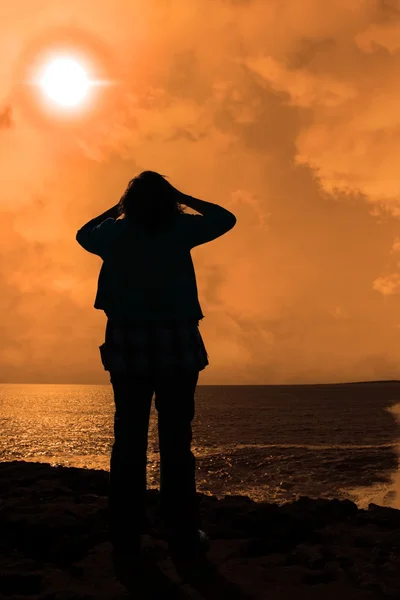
xmin=168 ymin=528 xmax=210 ymax=560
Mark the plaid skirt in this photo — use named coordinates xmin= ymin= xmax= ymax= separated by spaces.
xmin=99 ymin=318 xmax=209 ymax=376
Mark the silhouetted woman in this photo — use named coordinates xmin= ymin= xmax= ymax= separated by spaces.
xmin=76 ymin=171 xmax=236 ymax=577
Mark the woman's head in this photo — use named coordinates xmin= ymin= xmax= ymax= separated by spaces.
xmin=118 ymin=171 xmax=185 ymax=229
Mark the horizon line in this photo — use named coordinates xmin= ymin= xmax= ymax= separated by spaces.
xmin=1 ymin=379 xmax=400 ymax=387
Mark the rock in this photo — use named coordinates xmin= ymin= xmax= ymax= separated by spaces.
xmin=285 ymin=544 xmax=326 ymax=569
xmin=302 ymin=569 xmax=339 ymax=585
xmin=0 ymin=573 xmax=43 ymax=595
xmin=2 ymin=461 xmax=400 ymax=600
xmin=353 ymin=535 xmax=377 ymax=548
xmin=55 ymin=591 xmax=95 ymax=600
xmin=368 ymin=503 xmax=400 ymax=529
xmin=223 ymin=494 xmax=255 ymax=504
xmin=336 ymin=554 xmax=354 ymax=568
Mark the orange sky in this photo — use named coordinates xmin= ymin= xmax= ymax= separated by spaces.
xmin=2 ymin=0 xmax=400 ymax=385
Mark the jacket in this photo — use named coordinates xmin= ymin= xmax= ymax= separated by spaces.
xmin=76 ymin=207 xmax=236 ymax=322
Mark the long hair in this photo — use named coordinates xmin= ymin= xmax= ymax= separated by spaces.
xmin=117 ymin=171 xmax=186 ymax=231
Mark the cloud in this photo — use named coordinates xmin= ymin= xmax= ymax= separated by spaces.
xmin=0 ymin=105 xmax=13 ymax=129
xmin=2 ymin=0 xmax=400 ymax=384
xmin=373 ymin=274 xmax=400 ymax=296
xmin=244 ymin=55 xmax=357 ymax=108
xmin=355 ymin=20 xmax=400 ymax=53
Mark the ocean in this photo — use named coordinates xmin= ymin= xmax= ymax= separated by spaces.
xmin=1 ymin=381 xmax=399 ymax=509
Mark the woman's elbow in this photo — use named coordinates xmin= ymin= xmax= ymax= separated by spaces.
xmin=76 ymin=229 xmax=88 ymax=248
xmin=227 ymin=213 xmax=237 ymax=230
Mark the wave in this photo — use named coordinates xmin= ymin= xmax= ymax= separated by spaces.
xmin=234 ymin=443 xmax=398 ymax=451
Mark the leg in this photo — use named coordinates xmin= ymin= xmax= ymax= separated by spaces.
xmin=154 ymin=369 xmax=200 ymax=536
xmin=108 ymin=371 xmax=154 ymax=552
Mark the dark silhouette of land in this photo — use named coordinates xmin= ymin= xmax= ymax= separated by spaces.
xmin=1 ymin=460 xmax=400 ymax=599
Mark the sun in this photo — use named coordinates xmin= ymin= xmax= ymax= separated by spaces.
xmin=39 ymin=57 xmax=90 ymax=108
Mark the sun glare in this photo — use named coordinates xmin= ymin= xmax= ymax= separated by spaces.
xmin=39 ymin=57 xmax=90 ymax=107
